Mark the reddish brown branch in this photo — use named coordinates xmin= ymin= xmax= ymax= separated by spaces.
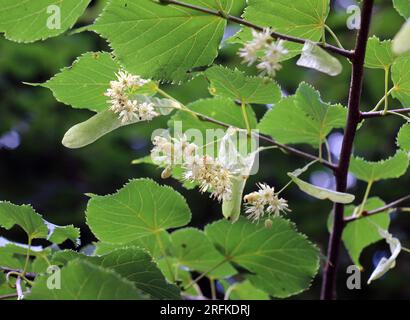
xmin=321 ymin=0 xmax=374 ymax=300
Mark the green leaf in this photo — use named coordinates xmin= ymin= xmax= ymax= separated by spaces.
xmin=222 ymin=280 xmax=270 ymax=300
xmin=205 ymin=218 xmax=319 ymax=298
xmin=62 ymin=96 xmax=175 ymax=149
xmin=288 ymin=173 xmax=355 ymax=204
xmin=392 ymin=54 xmax=410 ymax=107
xmin=39 ymin=52 xmax=120 ymax=112
xmin=27 ymin=260 xmax=142 ymax=300
xmin=0 ymin=202 xmax=48 ymax=239
xmin=342 ymin=198 xmax=390 ymax=268
xmin=204 ymin=65 xmax=282 ymax=104
xmin=0 ymin=240 xmax=51 ymax=272
xmin=349 ymin=151 xmax=409 ymax=182
xmin=92 ymin=0 xmax=237 ymax=82
xmin=397 ymin=123 xmax=410 ymax=151
xmin=0 ymin=0 xmax=90 ymax=43
xmin=258 ymin=83 xmax=347 ymax=148
xmin=170 ymin=228 xmax=236 ymax=278
xmin=170 ymin=97 xmax=257 ymax=133
xmin=241 ymin=0 xmax=330 ymax=59
xmin=393 ymin=0 xmax=410 ymax=19
xmin=52 ymin=247 xmax=180 ymax=300
xmin=393 ymin=21 xmax=410 ymax=55
xmin=365 ymin=36 xmax=396 ymax=69
xmin=0 ymin=202 xmax=80 ymax=246
xmin=86 ymin=179 xmax=191 ymax=256
xmin=297 ymin=41 xmax=342 ymax=76
xmin=47 ymin=224 xmax=80 ymax=246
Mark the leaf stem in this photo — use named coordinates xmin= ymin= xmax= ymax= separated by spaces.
xmin=241 ymin=101 xmax=252 ymax=135
xmin=184 ymin=259 xmax=227 ymax=291
xmin=369 ymin=87 xmax=394 ymax=112
xmin=383 ymin=67 xmax=390 ymax=114
xmin=209 ymin=277 xmax=217 ymax=300
xmin=356 ymin=180 xmax=374 ymax=217
xmin=325 ymin=25 xmax=345 ymax=49
xmin=344 ymin=194 xmax=410 ymax=223
xmin=22 ymin=236 xmax=32 ymax=277
xmin=361 ymin=107 xmax=410 ymax=119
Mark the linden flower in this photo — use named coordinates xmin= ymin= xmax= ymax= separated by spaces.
xmin=257 ymin=41 xmax=288 ymax=77
xmin=238 ymin=28 xmax=272 ymax=66
xmin=151 ymin=135 xmax=198 ymax=176
xmin=238 ymin=28 xmax=288 ymax=78
xmin=105 ymin=70 xmax=157 ymax=124
xmin=184 ymin=155 xmax=232 ymax=202
xmin=244 ymin=183 xmax=290 ymax=222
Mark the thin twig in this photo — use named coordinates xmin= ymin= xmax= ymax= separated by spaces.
xmin=361 ymin=108 xmax=410 ymax=119
xmin=158 ymin=0 xmax=354 ymax=59
xmin=193 ymin=111 xmax=337 ymax=170
xmin=321 ymin=0 xmax=374 ymax=300
xmin=157 ymin=88 xmax=337 ymax=170
xmin=344 ymin=194 xmax=410 ymax=223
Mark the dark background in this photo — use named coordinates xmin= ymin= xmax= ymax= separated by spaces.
xmin=0 ymin=0 xmax=409 ymax=299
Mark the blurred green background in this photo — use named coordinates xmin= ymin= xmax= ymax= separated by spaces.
xmin=0 ymin=0 xmax=409 ymax=299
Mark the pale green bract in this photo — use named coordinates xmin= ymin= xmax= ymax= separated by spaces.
xmin=288 ymin=162 xmax=355 ymax=204
xmin=393 ymin=21 xmax=410 ymax=55
xmin=297 ymin=41 xmax=342 ymax=76
xmin=62 ymin=96 xmax=176 ymax=149
xmin=0 ymin=0 xmax=90 ymax=43
xmin=288 ymin=173 xmax=355 ymax=204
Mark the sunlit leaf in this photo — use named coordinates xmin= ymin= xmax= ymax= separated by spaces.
xmin=205 ymin=218 xmax=319 ymax=298
xmin=92 ymin=0 xmax=238 ymax=82
xmin=86 ymin=179 xmax=191 ymax=256
xmin=392 ymin=54 xmax=410 ymax=106
xmin=349 ymin=151 xmax=409 ymax=182
xmin=0 ymin=0 xmax=90 ymax=43
xmin=27 ymin=260 xmax=142 ymax=300
xmin=258 ymin=83 xmax=346 ymax=148
xmin=52 ymin=247 xmax=180 ymax=300
xmin=365 ymin=36 xmax=396 ymax=69
xmin=204 ymin=65 xmax=282 ymax=104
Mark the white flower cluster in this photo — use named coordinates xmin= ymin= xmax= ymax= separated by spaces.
xmin=151 ymin=135 xmax=232 ymax=202
xmin=184 ymin=155 xmax=232 ymax=202
xmin=238 ymin=28 xmax=288 ymax=77
xmin=105 ymin=70 xmax=158 ymax=124
xmin=243 ymin=183 xmax=290 ymax=222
